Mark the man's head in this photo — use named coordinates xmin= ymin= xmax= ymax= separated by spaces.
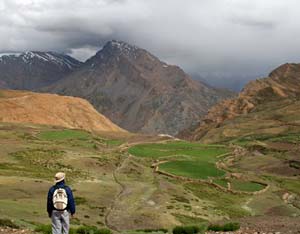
xmin=54 ymin=172 xmax=65 ymax=183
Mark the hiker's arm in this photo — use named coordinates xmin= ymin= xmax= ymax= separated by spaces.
xmin=67 ymin=188 xmax=76 ymax=215
xmin=47 ymin=188 xmax=53 ymax=217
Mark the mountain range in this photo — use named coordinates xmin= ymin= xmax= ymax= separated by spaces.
xmin=0 ymin=51 xmax=82 ymax=90
xmin=180 ymin=63 xmax=300 ymax=143
xmin=0 ymin=40 xmax=234 ymax=135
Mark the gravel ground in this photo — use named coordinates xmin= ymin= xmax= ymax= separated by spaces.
xmin=0 ymin=227 xmax=33 ymax=234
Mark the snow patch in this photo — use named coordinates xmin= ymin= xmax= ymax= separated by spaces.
xmin=0 ymin=51 xmax=80 ymax=69
xmin=109 ymin=40 xmax=139 ymax=59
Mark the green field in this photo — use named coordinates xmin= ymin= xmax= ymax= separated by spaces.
xmin=129 ymin=141 xmax=228 ymax=180
xmin=213 ymin=178 xmax=228 ymax=188
xmin=128 ymin=141 xmax=228 ymax=160
xmin=213 ymin=179 xmax=266 ymax=192
xmin=231 ymin=180 xmax=266 ymax=192
xmin=159 ymin=160 xmax=225 ymax=179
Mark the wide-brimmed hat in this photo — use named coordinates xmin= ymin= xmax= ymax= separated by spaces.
xmin=54 ymin=172 xmax=65 ymax=183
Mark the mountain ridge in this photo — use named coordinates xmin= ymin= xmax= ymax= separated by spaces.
xmin=43 ymin=40 xmax=234 ymax=135
xmin=180 ymin=63 xmax=300 ymax=142
xmin=0 ymin=51 xmax=82 ymax=90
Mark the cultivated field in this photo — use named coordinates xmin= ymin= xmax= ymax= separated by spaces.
xmin=0 ymin=123 xmax=300 ymax=233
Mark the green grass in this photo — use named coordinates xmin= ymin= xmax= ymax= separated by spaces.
xmin=104 ymin=139 xmax=124 ymax=146
xmin=268 ymin=133 xmax=300 ymax=143
xmin=35 ymin=224 xmax=112 ymax=234
xmin=128 ymin=141 xmax=228 ymax=161
xmin=230 ymin=180 xmax=266 ymax=192
xmin=273 ymin=178 xmax=300 ymax=194
xmin=213 ymin=179 xmax=228 ymax=188
xmin=207 ymin=222 xmax=240 ymax=232
xmin=38 ymin=129 xmax=91 ymax=141
xmin=37 ymin=129 xmax=123 ymax=148
xmin=172 ymin=213 xmax=207 ymax=226
xmin=159 ymin=160 xmax=225 ymax=180
xmin=129 ymin=141 xmax=228 ymax=181
xmin=172 ymin=225 xmax=203 ymax=234
xmin=0 ymin=218 xmax=19 ymax=228
xmin=185 ymin=182 xmax=250 ymax=218
xmin=4 ymin=149 xmax=81 ymax=180
xmin=213 ymin=179 xmax=266 ymax=192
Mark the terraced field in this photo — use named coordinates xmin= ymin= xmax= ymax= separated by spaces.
xmin=128 ymin=141 xmax=267 ymax=193
xmin=129 ymin=142 xmax=228 ymax=180
xmin=213 ymin=179 xmax=266 ymax=192
xmin=1 ymin=123 xmax=300 ymax=233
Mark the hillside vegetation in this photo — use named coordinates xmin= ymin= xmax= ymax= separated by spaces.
xmin=1 ymin=122 xmax=300 ymax=233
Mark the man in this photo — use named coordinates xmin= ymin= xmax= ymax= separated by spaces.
xmin=47 ymin=172 xmax=76 ymax=234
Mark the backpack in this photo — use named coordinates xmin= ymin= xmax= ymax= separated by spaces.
xmin=52 ymin=186 xmax=68 ymax=210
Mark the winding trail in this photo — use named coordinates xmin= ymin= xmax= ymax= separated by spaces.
xmin=104 ymin=153 xmax=129 ymax=233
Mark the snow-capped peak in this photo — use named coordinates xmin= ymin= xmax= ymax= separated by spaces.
xmin=0 ymin=51 xmax=82 ymax=69
xmin=101 ymin=40 xmax=140 ymax=59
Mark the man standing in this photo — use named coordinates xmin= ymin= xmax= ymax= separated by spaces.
xmin=47 ymin=172 xmax=76 ymax=234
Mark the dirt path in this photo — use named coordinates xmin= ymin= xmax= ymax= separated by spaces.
xmin=104 ymin=153 xmax=130 ymax=232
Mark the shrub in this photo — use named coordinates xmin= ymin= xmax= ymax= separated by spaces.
xmin=76 ymin=226 xmax=112 ymax=234
xmin=173 ymin=225 xmax=200 ymax=234
xmin=75 ymin=196 xmax=88 ymax=205
xmin=35 ymin=224 xmax=52 ymax=234
xmin=0 ymin=218 xmax=19 ymax=228
xmin=98 ymin=228 xmax=112 ymax=234
xmin=35 ymin=224 xmax=112 ymax=234
xmin=136 ymin=228 xmax=168 ymax=233
xmin=207 ymin=222 xmax=240 ymax=232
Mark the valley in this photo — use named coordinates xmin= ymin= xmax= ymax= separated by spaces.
xmin=1 ymin=122 xmax=300 ymax=233
xmin=2 ymin=1 xmax=300 ymax=233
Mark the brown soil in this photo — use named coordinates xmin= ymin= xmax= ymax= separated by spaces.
xmin=0 ymin=227 xmax=34 ymax=234
xmin=0 ymin=89 xmax=125 ymax=133
xmin=238 ymin=216 xmax=300 ymax=233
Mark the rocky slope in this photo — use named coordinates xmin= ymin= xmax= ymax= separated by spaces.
xmin=43 ymin=40 xmax=233 ymax=135
xmin=0 ymin=52 xmax=82 ymax=90
xmin=181 ymin=63 xmax=300 ymax=142
xmin=0 ymin=90 xmax=125 ymax=132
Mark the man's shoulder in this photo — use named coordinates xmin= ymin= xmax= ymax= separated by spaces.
xmin=48 ymin=185 xmax=56 ymax=195
xmin=63 ymin=185 xmax=73 ymax=193
xmin=49 ymin=183 xmax=73 ymax=192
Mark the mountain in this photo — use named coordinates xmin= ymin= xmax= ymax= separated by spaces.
xmin=181 ymin=63 xmax=300 ymax=143
xmin=0 ymin=51 xmax=82 ymax=90
xmin=43 ymin=40 xmax=234 ymax=135
xmin=0 ymin=89 xmax=125 ymax=132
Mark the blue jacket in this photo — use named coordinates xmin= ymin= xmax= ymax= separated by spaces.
xmin=47 ymin=180 xmax=76 ymax=216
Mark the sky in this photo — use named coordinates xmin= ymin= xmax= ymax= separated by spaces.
xmin=1 ymin=0 xmax=300 ymax=90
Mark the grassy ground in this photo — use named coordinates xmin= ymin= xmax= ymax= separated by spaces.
xmin=128 ymin=142 xmax=228 ymax=160
xmin=159 ymin=160 xmax=225 ymax=179
xmin=1 ymin=122 xmax=300 ymax=233
xmin=129 ymin=141 xmax=227 ymax=180
xmin=231 ymin=180 xmax=266 ymax=192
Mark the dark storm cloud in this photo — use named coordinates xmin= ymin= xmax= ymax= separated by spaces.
xmin=1 ymin=0 xmax=300 ymax=90
xmin=231 ymin=17 xmax=276 ymax=29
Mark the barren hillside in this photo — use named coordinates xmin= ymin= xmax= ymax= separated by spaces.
xmin=0 ymin=90 xmax=125 ymax=133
